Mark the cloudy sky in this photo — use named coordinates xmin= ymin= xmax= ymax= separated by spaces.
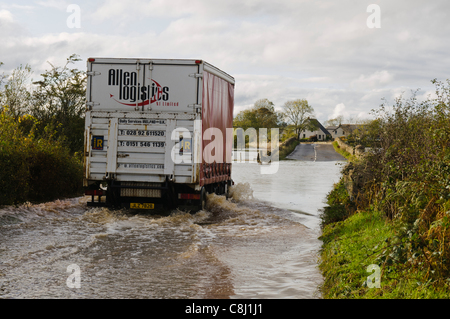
xmin=1 ymin=0 xmax=449 ymax=124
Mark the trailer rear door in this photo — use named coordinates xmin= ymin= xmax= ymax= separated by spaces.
xmin=87 ymin=60 xmax=200 ymax=113
xmin=85 ymin=59 xmax=201 ymax=185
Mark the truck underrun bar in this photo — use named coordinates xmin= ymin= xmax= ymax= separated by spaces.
xmin=108 ymin=180 xmax=169 ymax=190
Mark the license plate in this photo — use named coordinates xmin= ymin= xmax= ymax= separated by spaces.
xmin=130 ymin=203 xmax=154 ymax=209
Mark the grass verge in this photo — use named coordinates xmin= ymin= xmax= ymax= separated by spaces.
xmin=279 ymin=137 xmax=300 ymax=160
xmin=332 ymin=141 xmax=354 ymax=161
xmin=319 ymin=184 xmax=450 ymax=298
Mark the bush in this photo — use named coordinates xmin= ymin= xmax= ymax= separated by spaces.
xmin=278 ymin=137 xmax=300 ymax=160
xmin=0 ymin=110 xmax=83 ymax=205
xmin=320 ymin=178 xmax=355 ymax=228
xmin=320 ymin=79 xmax=450 ymax=291
xmin=26 ymin=141 xmax=83 ymax=202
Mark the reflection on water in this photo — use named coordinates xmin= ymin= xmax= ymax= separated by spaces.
xmin=0 ymin=161 xmax=343 ymax=299
xmin=232 ymin=161 xmax=345 ymax=230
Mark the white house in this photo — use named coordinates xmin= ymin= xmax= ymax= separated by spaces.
xmin=326 ymin=124 xmax=367 ymax=139
xmin=299 ymin=119 xmax=331 ymax=141
xmin=326 ymin=125 xmax=345 ymax=139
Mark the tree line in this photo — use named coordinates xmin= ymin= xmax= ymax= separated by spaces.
xmin=1 ymin=54 xmax=86 ymax=154
xmin=232 ymin=97 xmax=318 ymax=142
xmin=0 ymin=54 xmax=85 ymax=205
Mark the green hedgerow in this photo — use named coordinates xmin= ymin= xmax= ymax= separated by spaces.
xmin=0 ymin=110 xmax=83 ymax=205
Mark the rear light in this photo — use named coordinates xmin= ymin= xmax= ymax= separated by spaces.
xmin=178 ymin=193 xmax=201 ymax=200
xmin=88 ymin=58 xmax=95 ymax=62
xmin=195 ymin=60 xmax=202 ymax=64
xmin=85 ymin=190 xmax=104 ymax=196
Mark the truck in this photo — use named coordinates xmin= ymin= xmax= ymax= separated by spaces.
xmin=83 ymin=58 xmax=235 ymax=211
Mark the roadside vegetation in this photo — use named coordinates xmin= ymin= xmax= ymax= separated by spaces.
xmin=319 ymin=79 xmax=450 ymax=298
xmin=278 ymin=137 xmax=300 ymax=160
xmin=331 ymin=141 xmax=354 ymax=161
xmin=0 ymin=55 xmax=85 ymax=205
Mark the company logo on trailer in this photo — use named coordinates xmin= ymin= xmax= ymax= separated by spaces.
xmin=108 ymin=69 xmax=169 ymax=107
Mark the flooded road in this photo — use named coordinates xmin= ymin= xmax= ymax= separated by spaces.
xmin=286 ymin=142 xmax=346 ymax=162
xmin=0 ymin=160 xmax=344 ymax=299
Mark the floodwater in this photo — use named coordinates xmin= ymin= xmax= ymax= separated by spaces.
xmin=0 ymin=160 xmax=344 ymax=299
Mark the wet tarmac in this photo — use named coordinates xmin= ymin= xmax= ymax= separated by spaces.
xmin=286 ymin=143 xmax=346 ymax=162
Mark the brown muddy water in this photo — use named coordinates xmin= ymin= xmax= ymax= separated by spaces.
xmin=0 ymin=161 xmax=344 ymax=299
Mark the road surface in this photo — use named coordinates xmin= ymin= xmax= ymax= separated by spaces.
xmin=286 ymin=143 xmax=346 ymax=162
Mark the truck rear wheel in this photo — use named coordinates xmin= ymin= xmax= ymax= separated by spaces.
xmin=200 ymin=186 xmax=208 ymax=211
xmin=225 ymin=181 xmax=230 ymax=199
xmin=106 ymin=182 xmax=120 ymax=209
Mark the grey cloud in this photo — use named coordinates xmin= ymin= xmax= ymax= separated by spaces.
xmin=1 ymin=0 xmax=449 ymax=123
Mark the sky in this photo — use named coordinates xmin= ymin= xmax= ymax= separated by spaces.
xmin=1 ymin=0 xmax=449 ymax=125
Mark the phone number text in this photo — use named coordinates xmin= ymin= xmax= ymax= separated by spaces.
xmin=119 ymin=130 xmax=165 ymax=137
xmin=119 ymin=141 xmax=165 ymax=148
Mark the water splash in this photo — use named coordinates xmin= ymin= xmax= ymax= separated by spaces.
xmin=0 ymin=168 xmax=328 ymax=298
xmin=0 ymin=197 xmax=88 ymax=226
xmin=228 ymin=182 xmax=254 ymax=202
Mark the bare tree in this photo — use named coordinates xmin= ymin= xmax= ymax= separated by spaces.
xmin=31 ymin=54 xmax=86 ymax=153
xmin=0 ymin=62 xmax=6 ymax=87
xmin=324 ymin=115 xmax=344 ymax=127
xmin=0 ymin=64 xmax=33 ymax=119
xmin=282 ymin=99 xmax=315 ymax=138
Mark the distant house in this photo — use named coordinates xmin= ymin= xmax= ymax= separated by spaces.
xmin=325 ymin=125 xmax=344 ymax=139
xmin=326 ymin=124 xmax=367 ymax=139
xmin=299 ymin=118 xmax=331 ymax=141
